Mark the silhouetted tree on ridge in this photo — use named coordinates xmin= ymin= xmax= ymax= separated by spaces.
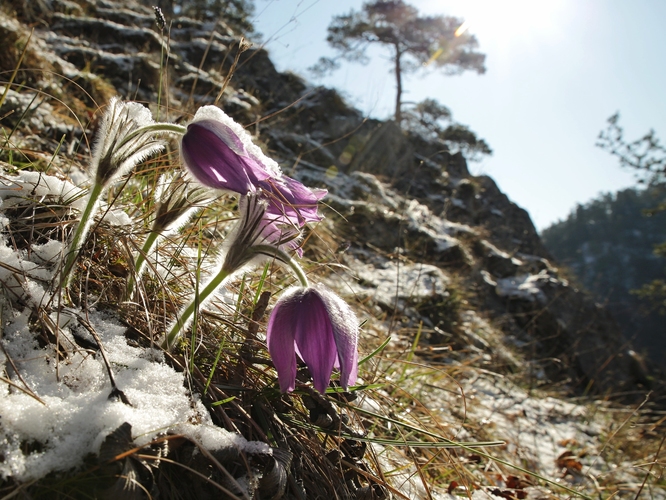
xmin=313 ymin=0 xmax=486 ymax=123
xmin=402 ymin=98 xmax=492 ymax=161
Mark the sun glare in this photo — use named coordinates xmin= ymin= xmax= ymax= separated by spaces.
xmin=422 ymin=0 xmax=568 ymax=49
xmin=454 ymin=19 xmax=470 ymax=37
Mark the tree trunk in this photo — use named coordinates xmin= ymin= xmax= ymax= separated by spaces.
xmin=394 ymin=43 xmax=402 ymax=124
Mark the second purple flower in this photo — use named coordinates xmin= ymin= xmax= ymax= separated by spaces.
xmin=266 ymin=285 xmax=359 ymax=393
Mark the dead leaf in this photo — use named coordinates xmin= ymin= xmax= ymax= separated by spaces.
xmin=556 ymin=451 xmax=583 ymax=474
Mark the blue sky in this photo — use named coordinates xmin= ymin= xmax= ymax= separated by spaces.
xmin=251 ymin=1 xmax=666 ymax=230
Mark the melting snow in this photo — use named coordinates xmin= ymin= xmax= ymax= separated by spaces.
xmin=0 ymin=170 xmax=269 ymax=482
xmin=325 ymin=249 xmax=449 ymax=311
xmin=495 ymin=270 xmax=560 ymax=304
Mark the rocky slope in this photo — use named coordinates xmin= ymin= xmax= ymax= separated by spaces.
xmin=3 ymin=0 xmax=640 ymax=394
xmin=1 ymin=0 xmax=664 ymax=498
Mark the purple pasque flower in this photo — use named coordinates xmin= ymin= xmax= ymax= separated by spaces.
xmin=266 ymin=285 xmax=359 ymax=393
xmin=181 ymin=114 xmax=274 ymax=193
xmin=163 ymin=193 xmax=303 ymax=350
xmin=180 ymin=105 xmax=326 ymax=225
xmin=257 ymin=175 xmax=327 ymax=227
xmin=220 ymin=193 xmax=302 ymax=274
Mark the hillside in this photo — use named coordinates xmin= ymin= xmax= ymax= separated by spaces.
xmin=542 ymin=186 xmax=666 ymax=367
xmin=0 ymin=1 xmax=664 ymax=498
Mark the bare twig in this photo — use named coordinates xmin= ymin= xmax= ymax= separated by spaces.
xmin=75 ymin=312 xmax=132 ymax=406
xmin=633 ymin=432 xmax=666 ymax=500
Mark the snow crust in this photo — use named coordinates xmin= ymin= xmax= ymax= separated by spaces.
xmin=0 ymin=169 xmax=134 ymax=226
xmin=0 ymin=169 xmax=85 ymax=209
xmin=495 ymin=270 xmax=560 ymax=304
xmin=0 ymin=171 xmax=269 ymax=482
xmin=189 ymin=105 xmax=282 ymax=178
xmin=325 ymin=249 xmax=449 ymax=312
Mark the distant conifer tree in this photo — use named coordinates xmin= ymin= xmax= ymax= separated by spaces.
xmin=403 ymin=98 xmax=492 ymax=161
xmin=313 ymin=0 xmax=486 ymax=123
xmin=597 ymin=113 xmax=666 ymax=316
xmin=542 ymin=187 xmax=666 ymax=362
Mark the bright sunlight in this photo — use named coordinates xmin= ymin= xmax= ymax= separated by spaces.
xmin=422 ymin=0 xmax=569 ymax=49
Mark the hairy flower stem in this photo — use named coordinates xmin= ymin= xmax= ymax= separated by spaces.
xmin=61 ymin=182 xmax=104 ymax=291
xmin=162 ymin=267 xmax=231 ymax=350
xmin=63 ymin=123 xmax=186 ymax=294
xmin=162 ymin=247 xmax=308 ymax=351
xmin=121 ymin=123 xmax=186 ymax=146
xmin=126 ymin=230 xmax=160 ymax=299
xmin=251 ymin=245 xmax=309 ymax=288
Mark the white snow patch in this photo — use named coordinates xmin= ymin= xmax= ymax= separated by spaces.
xmin=459 ymin=376 xmax=605 ymax=479
xmin=0 ymin=169 xmax=85 ymax=209
xmin=325 ymin=250 xmax=449 ymax=310
xmin=495 ymin=270 xmax=560 ymax=304
xmin=405 ymin=198 xmax=475 ymax=239
xmin=31 ymin=239 xmax=64 ymax=265
xmin=0 ymin=307 xmax=269 ymax=481
xmin=0 ymin=171 xmax=269 ymax=482
xmin=99 ymin=205 xmax=134 ymax=226
xmin=0 ymin=167 xmax=139 ymax=230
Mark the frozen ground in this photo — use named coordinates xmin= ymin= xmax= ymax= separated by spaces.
xmin=0 ymin=169 xmax=269 ymax=483
xmin=0 ymin=169 xmax=662 ymax=498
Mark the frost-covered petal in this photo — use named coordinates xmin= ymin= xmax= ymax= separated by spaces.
xmin=187 ymin=105 xmax=281 ymax=177
xmin=181 ymin=120 xmax=272 ymax=193
xmin=181 ymin=105 xmax=326 ymax=225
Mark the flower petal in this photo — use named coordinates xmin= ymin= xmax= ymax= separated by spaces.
xmin=181 ymin=121 xmax=272 ymax=193
xmin=259 ymin=212 xmax=303 ymax=257
xmin=267 ymin=287 xmax=359 ymax=393
xmin=220 ymin=194 xmax=302 ymax=274
xmin=315 ymin=286 xmax=359 ymax=389
xmin=258 ymin=175 xmax=327 ymax=226
xmin=292 ymin=289 xmax=338 ymax=394
xmin=188 ymin=105 xmax=282 ymax=177
xmin=181 ymin=105 xmax=326 ymax=226
xmin=266 ymin=289 xmax=301 ymax=392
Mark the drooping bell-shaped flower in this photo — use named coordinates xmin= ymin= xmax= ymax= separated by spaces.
xmin=179 ymin=105 xmax=326 ymax=226
xmin=266 ymin=285 xmax=359 ymax=393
